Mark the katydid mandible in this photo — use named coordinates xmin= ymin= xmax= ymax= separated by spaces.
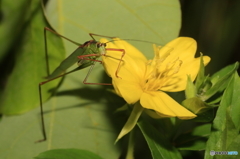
xmin=37 ymin=27 xmax=125 ymax=142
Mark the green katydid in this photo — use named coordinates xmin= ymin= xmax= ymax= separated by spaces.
xmin=37 ymin=27 xmax=125 ymax=142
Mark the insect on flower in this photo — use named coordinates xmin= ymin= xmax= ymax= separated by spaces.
xmin=37 ymin=27 xmax=125 ymax=142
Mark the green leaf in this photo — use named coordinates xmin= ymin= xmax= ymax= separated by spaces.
xmin=0 ymin=0 xmax=65 ymax=114
xmin=195 ymin=54 xmax=205 ymax=91
xmin=227 ymin=134 xmax=240 ymax=157
xmin=182 ymin=97 xmax=209 ymax=114
xmin=138 ymin=119 xmax=182 ymax=159
xmin=202 ymin=62 xmax=239 ymax=101
xmin=205 ymin=109 xmax=240 ymax=159
xmin=229 ymin=73 xmax=240 ymax=131
xmin=35 ymin=149 xmax=103 ymax=159
xmin=210 ymin=62 xmax=239 ymax=85
xmin=0 ymin=89 xmax=124 ymax=159
xmin=204 ymin=71 xmax=240 ymax=159
xmin=205 ymin=62 xmax=239 ymax=105
xmin=45 ymin=0 xmax=181 ymax=59
xmin=114 ymin=103 xmax=129 ymax=113
xmin=199 ymin=75 xmax=212 ymax=97
xmin=176 ymin=124 xmax=211 ymax=151
xmin=0 ymin=0 xmax=31 ymax=61
xmin=185 ymin=75 xmax=196 ymax=99
xmin=189 ymin=108 xmax=215 ymax=123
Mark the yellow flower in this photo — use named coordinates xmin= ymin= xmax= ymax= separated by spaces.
xmin=102 ymin=37 xmax=210 ymax=116
xmin=101 ymin=37 xmax=210 ymax=141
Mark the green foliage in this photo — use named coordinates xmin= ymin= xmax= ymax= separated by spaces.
xmin=138 ymin=119 xmax=182 ymax=159
xmin=195 ymin=54 xmax=206 ymax=92
xmin=35 ymin=149 xmax=103 ymax=159
xmin=176 ymin=124 xmax=211 ymax=151
xmin=0 ymin=0 xmax=31 ymax=61
xmin=182 ymin=97 xmax=211 ymax=115
xmin=183 ymin=55 xmax=239 ymax=117
xmin=203 ymin=62 xmax=239 ymax=102
xmin=185 ymin=75 xmax=197 ymax=99
xmin=205 ymin=72 xmax=240 ymax=159
xmin=0 ymin=0 xmax=65 ymax=114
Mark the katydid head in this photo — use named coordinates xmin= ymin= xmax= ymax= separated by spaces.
xmin=96 ymin=42 xmax=107 ymax=48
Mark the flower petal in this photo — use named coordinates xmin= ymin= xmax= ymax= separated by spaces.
xmin=112 ymin=78 xmax=143 ymax=104
xmin=158 ymin=37 xmax=197 ymax=63
xmin=140 ymin=91 xmax=196 ymax=119
xmin=106 ymin=38 xmax=147 ymax=62
xmin=101 ymin=38 xmax=147 ymax=80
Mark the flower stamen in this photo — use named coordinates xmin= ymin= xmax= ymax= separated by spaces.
xmin=144 ymin=55 xmax=183 ymax=92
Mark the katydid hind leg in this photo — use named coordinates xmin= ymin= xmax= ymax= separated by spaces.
xmin=44 ymin=27 xmax=82 ymax=46
xmin=44 ymin=27 xmax=51 ymax=76
xmin=36 ymin=83 xmax=47 ymax=143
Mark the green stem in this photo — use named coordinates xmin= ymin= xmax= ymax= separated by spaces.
xmin=126 ymin=129 xmax=135 ymax=159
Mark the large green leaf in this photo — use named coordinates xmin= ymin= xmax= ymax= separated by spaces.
xmin=45 ymin=0 xmax=181 ymax=58
xmin=0 ymin=86 xmax=125 ymax=158
xmin=0 ymin=0 xmax=65 ymax=114
xmin=0 ymin=0 xmax=30 ymax=61
xmin=35 ymin=149 xmax=103 ymax=159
